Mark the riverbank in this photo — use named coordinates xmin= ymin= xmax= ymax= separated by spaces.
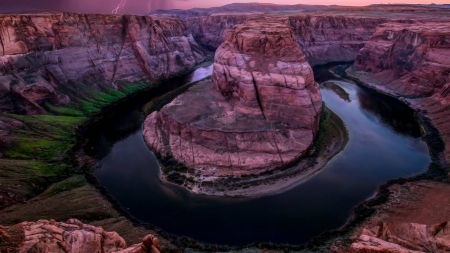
xmin=156 ymin=103 xmax=348 ymax=198
xmin=322 ymin=65 xmax=450 ymax=253
xmin=0 ymin=62 xmax=213 ymax=249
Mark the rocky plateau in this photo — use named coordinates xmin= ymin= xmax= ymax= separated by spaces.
xmin=144 ymin=19 xmax=321 ymax=182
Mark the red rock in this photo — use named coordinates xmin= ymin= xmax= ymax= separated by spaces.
xmin=0 ymin=219 xmax=161 ymax=253
xmin=350 ymin=221 xmax=450 ymax=253
xmin=354 ymin=22 xmax=450 ymax=97
xmin=0 ymin=12 xmax=206 ymax=114
xmin=144 ymin=19 xmax=321 ymax=181
xmin=186 ymin=14 xmax=385 ymax=65
xmin=350 ymin=22 xmax=450 ymax=163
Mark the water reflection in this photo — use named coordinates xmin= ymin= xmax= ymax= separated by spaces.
xmin=92 ymin=63 xmax=430 ymax=245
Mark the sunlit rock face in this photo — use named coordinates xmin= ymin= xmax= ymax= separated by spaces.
xmin=144 ymin=20 xmax=321 ymax=177
xmin=0 ymin=13 xmax=205 ymax=114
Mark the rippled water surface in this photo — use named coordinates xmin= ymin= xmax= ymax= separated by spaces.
xmin=92 ymin=64 xmax=430 ymax=245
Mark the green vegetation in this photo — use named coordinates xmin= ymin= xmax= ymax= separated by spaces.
xmin=322 ymin=81 xmax=351 ymax=102
xmin=39 ymin=175 xmax=87 ymax=198
xmin=312 ymin=104 xmax=348 ymax=157
xmin=0 ymin=79 xmax=155 ymax=206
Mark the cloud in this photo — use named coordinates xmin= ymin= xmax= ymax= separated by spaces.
xmin=0 ymin=0 xmax=175 ymax=14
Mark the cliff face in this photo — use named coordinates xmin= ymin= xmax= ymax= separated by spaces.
xmin=144 ymin=20 xmax=321 ymax=181
xmin=0 ymin=13 xmax=206 ymax=114
xmin=186 ymin=14 xmax=384 ymax=65
xmin=350 ymin=22 xmax=450 ymax=163
xmin=288 ymin=16 xmax=385 ymax=66
xmin=354 ymin=22 xmax=450 ymax=97
xmin=186 ymin=15 xmax=251 ymax=50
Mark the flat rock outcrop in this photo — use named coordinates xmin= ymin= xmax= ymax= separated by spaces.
xmin=350 ymin=221 xmax=450 ymax=253
xmin=0 ymin=12 xmax=205 ymax=114
xmin=144 ymin=20 xmax=321 ymax=180
xmin=349 ymin=22 xmax=450 ymax=163
xmin=0 ymin=219 xmax=161 ymax=253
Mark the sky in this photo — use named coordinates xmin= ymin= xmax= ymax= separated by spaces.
xmin=1 ymin=0 xmax=448 ymax=14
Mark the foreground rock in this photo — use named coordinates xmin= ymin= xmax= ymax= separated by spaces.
xmin=350 ymin=221 xmax=450 ymax=253
xmin=349 ymin=22 xmax=450 ymax=163
xmin=0 ymin=219 xmax=160 ymax=253
xmin=144 ymin=19 xmax=321 ymax=190
xmin=0 ymin=12 xmax=205 ymax=115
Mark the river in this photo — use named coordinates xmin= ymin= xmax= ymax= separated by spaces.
xmin=90 ymin=63 xmax=430 ymax=245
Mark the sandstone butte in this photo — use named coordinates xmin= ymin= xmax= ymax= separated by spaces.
xmin=0 ymin=13 xmax=206 ymax=115
xmin=349 ymin=22 xmax=450 ymax=163
xmin=143 ymin=19 xmax=322 ymax=178
xmin=0 ymin=219 xmax=161 ymax=253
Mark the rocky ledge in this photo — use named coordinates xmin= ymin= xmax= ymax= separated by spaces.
xmin=143 ymin=19 xmax=322 ymax=191
xmin=349 ymin=221 xmax=450 ymax=253
xmin=0 ymin=219 xmax=160 ymax=253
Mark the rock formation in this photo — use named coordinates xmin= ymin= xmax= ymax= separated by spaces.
xmin=186 ymin=15 xmax=385 ymax=65
xmin=0 ymin=219 xmax=161 ymax=253
xmin=349 ymin=221 xmax=450 ymax=253
xmin=349 ymin=22 xmax=450 ymax=163
xmin=0 ymin=12 xmax=206 ymax=115
xmin=144 ymin=19 xmax=321 ymax=180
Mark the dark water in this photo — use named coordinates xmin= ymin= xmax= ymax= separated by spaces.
xmin=92 ymin=63 xmax=430 ymax=246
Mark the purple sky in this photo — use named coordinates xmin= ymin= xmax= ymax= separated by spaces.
xmin=1 ymin=0 xmax=447 ymax=14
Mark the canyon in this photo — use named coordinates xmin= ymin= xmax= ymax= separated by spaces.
xmin=0 ymin=12 xmax=206 ymax=115
xmin=348 ymin=21 xmax=450 ymax=164
xmin=0 ymin=3 xmax=449 ymax=253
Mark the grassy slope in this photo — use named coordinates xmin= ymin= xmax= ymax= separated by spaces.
xmin=0 ymin=81 xmax=163 ymax=241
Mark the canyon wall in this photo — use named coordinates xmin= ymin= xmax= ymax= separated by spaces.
xmin=186 ymin=15 xmax=385 ymax=65
xmin=144 ymin=19 xmax=321 ymax=181
xmin=349 ymin=22 xmax=450 ymax=163
xmin=0 ymin=12 xmax=206 ymax=114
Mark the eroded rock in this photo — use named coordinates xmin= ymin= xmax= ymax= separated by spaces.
xmin=0 ymin=13 xmax=206 ymax=114
xmin=0 ymin=219 xmax=161 ymax=253
xmin=144 ymin=19 xmax=321 ymax=181
xmin=350 ymin=221 xmax=450 ymax=253
xmin=350 ymin=22 xmax=450 ymax=163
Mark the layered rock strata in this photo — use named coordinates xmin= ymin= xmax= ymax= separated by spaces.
xmin=186 ymin=15 xmax=385 ymax=65
xmin=0 ymin=12 xmax=205 ymax=114
xmin=144 ymin=20 xmax=321 ymax=179
xmin=349 ymin=22 xmax=450 ymax=163
xmin=350 ymin=221 xmax=450 ymax=253
xmin=0 ymin=219 xmax=161 ymax=253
